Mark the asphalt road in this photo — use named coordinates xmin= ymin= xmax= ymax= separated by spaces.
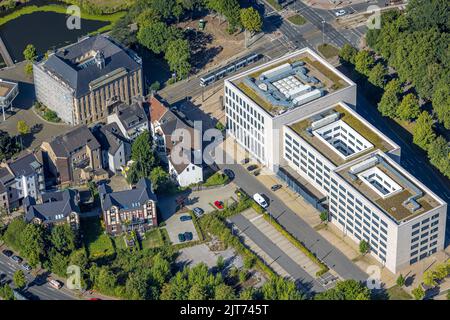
xmin=230 ymin=213 xmax=326 ymax=293
xmin=217 ymin=162 xmax=369 ymax=282
xmin=0 ymin=249 xmax=76 ymax=300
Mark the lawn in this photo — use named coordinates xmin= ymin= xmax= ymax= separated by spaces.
xmin=0 ymin=4 xmax=125 ymax=32
xmin=387 ymin=285 xmax=412 ymax=300
xmin=287 ymin=14 xmax=307 ymax=26
xmin=203 ymin=172 xmax=229 ymax=187
xmin=141 ymin=228 xmax=168 ymax=249
xmin=318 ymin=43 xmax=340 ymax=59
xmin=265 ymin=0 xmax=283 ymax=11
xmin=80 ymin=217 xmax=115 ymax=259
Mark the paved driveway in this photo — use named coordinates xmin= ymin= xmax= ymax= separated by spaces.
xmin=185 ymin=184 xmax=238 ymax=214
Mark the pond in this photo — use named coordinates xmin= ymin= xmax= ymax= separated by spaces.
xmin=0 ymin=10 xmax=109 ymax=62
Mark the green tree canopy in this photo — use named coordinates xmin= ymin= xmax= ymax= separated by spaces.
xmin=354 ymin=50 xmax=375 ymax=76
xmin=240 ymin=7 xmax=263 ymax=34
xmin=23 ymin=44 xmax=37 ymax=62
xmin=19 ymin=223 xmax=46 ymax=267
xmin=339 ymin=44 xmax=358 ymax=64
xmin=427 ymin=136 xmax=450 ymax=179
xmin=368 ymin=63 xmax=388 ymax=89
xmin=396 ymin=93 xmax=421 ymax=121
xmin=378 ymin=79 xmax=402 ymax=117
xmin=261 ymin=276 xmax=304 ymax=300
xmin=413 ymin=111 xmax=436 ymax=150
xmin=13 ymin=270 xmax=27 ymax=290
xmin=137 ymin=22 xmax=183 ymax=54
xmin=432 ymin=80 xmax=450 ymax=129
xmin=315 ymin=280 xmax=371 ymax=300
xmin=165 ymin=38 xmax=191 ymax=79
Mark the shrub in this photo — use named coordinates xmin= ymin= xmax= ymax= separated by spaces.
xmin=412 ymin=286 xmax=425 ymax=300
xmin=359 ymin=240 xmax=370 ymax=254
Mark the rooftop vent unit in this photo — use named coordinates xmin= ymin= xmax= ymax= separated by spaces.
xmin=311 ymin=112 xmax=340 ymax=130
xmin=310 ymin=77 xmax=320 ymax=84
xmin=349 ymin=156 xmax=379 ymax=175
xmin=403 ymin=195 xmax=421 ymax=213
xmin=292 ymin=89 xmax=322 ymax=106
xmin=291 ymin=61 xmax=305 ymax=68
xmin=260 ymin=63 xmax=292 ymax=79
xmin=306 ymin=127 xmax=313 ymax=137
xmin=258 ymin=83 xmax=268 ymax=91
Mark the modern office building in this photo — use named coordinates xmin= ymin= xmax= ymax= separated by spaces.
xmin=224 ymin=48 xmax=356 ymax=171
xmin=33 ymin=35 xmax=143 ymax=125
xmin=224 ymin=48 xmax=447 ymax=274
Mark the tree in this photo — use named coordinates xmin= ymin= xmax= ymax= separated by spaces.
xmin=411 ymin=286 xmax=425 ymax=300
xmin=136 ymin=8 xmax=161 ymax=27
xmin=23 ymin=44 xmax=37 ymax=62
xmin=137 ymin=22 xmax=182 ymax=54
xmin=240 ymin=7 xmax=262 ymax=34
xmin=3 ymin=218 xmax=27 ymax=251
xmin=216 ymin=255 xmax=225 ymax=271
xmin=368 ymin=63 xmax=388 ymax=89
xmin=165 ymin=38 xmax=191 ymax=79
xmin=320 ymin=211 xmax=328 ymax=223
xmin=214 ymin=283 xmax=236 ymax=299
xmin=359 ymin=240 xmax=370 ymax=255
xmin=378 ymin=79 xmax=402 ymax=118
xmin=149 ymin=166 xmax=170 ymax=192
xmin=17 ymin=120 xmax=30 ymax=150
xmin=125 ymin=271 xmax=149 ymax=300
xmin=339 ymin=44 xmax=357 ymax=64
xmin=0 ymin=129 xmax=19 ymax=161
xmin=188 ymin=283 xmax=207 ymax=300
xmin=396 ymin=274 xmax=405 ymax=287
xmin=130 ymin=131 xmax=156 ymax=181
xmin=432 ymin=80 xmax=450 ymax=129
xmin=261 ymin=276 xmax=304 ymax=300
xmin=95 ymin=267 xmax=118 ymax=295
xmin=243 ymin=255 xmax=255 ymax=269
xmin=19 ymin=223 xmax=46 ymax=267
xmin=315 ymin=280 xmax=371 ymax=300
xmin=50 ymin=224 xmax=76 ymax=254
xmin=354 ymin=50 xmax=375 ymax=76
xmin=48 ymin=249 xmax=70 ymax=277
xmin=0 ymin=284 xmax=15 ymax=300
xmin=396 ymin=93 xmax=421 ymax=121
xmin=13 ymin=270 xmax=27 ymax=290
xmin=413 ymin=111 xmax=436 ymax=150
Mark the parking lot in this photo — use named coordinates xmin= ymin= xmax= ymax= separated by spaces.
xmin=185 ymin=184 xmax=239 ymax=214
xmin=164 ymin=211 xmax=199 ymax=245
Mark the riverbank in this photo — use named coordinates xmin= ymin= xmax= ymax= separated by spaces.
xmin=0 ymin=4 xmax=125 ymax=32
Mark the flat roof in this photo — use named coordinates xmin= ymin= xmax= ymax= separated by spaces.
xmin=288 ymin=104 xmax=397 ymax=167
xmin=336 ymin=153 xmax=441 ymax=223
xmin=0 ymin=80 xmax=17 ymax=98
xmin=229 ymin=48 xmax=352 ymax=117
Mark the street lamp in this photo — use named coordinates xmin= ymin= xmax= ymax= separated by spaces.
xmin=321 ymin=20 xmax=326 ymax=44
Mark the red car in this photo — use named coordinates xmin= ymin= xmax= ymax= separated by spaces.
xmin=214 ymin=200 xmax=224 ymax=209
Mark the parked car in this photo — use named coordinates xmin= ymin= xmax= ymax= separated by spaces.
xmin=214 ymin=200 xmax=224 ymax=209
xmin=271 ymin=184 xmax=282 ymax=191
xmin=184 ymin=232 xmax=193 ymax=241
xmin=253 ymin=193 xmax=269 ymax=209
xmin=11 ymin=255 xmax=23 ymax=264
xmin=48 ymin=279 xmax=63 ymax=289
xmin=0 ymin=272 xmax=6 ymax=281
xmin=247 ymin=164 xmax=258 ymax=172
xmin=241 ymin=158 xmax=250 ymax=165
xmin=335 ymin=9 xmax=347 ymax=17
xmin=21 ymin=263 xmax=32 ymax=272
xmin=253 ymin=169 xmax=261 ymax=176
xmin=178 ymin=233 xmax=186 ymax=242
xmin=2 ymin=249 xmax=13 ymax=258
xmin=193 ymin=207 xmax=204 ymax=217
xmin=224 ymin=169 xmax=235 ymax=180
xmin=180 ymin=215 xmax=192 ymax=222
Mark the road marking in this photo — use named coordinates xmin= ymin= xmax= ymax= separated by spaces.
xmin=250 ymin=214 xmax=263 ymax=223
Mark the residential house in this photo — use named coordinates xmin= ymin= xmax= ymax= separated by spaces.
xmin=93 ymin=123 xmax=130 ymax=174
xmin=149 ymin=96 xmax=203 ymax=187
xmin=0 ymin=152 xmax=45 ymax=213
xmin=107 ymin=99 xmax=149 ymax=141
xmin=41 ymin=125 xmax=107 ymax=185
xmin=24 ymin=189 xmax=81 ymax=230
xmin=98 ymin=178 xmax=157 ymax=235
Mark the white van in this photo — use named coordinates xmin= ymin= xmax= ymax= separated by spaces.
xmin=253 ymin=193 xmax=268 ymax=208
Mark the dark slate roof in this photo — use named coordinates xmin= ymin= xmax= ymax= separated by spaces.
xmin=48 ymin=125 xmax=100 ymax=158
xmin=24 ymin=189 xmax=80 ymax=224
xmin=114 ymin=101 xmax=147 ymax=131
xmin=41 ymin=35 xmax=141 ymax=98
xmin=99 ymin=178 xmax=156 ymax=211
xmin=0 ymin=167 xmax=14 ymax=186
xmin=8 ymin=153 xmax=41 ymax=177
xmin=93 ymin=123 xmax=128 ymax=155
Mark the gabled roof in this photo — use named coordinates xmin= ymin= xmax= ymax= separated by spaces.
xmin=93 ymin=123 xmax=128 ymax=155
xmin=8 ymin=153 xmax=42 ymax=177
xmin=113 ymin=101 xmax=147 ymax=131
xmin=98 ymin=177 xmax=157 ymax=211
xmin=47 ymin=125 xmax=100 ymax=158
xmin=149 ymin=95 xmax=169 ymax=124
xmin=24 ymin=189 xmax=80 ymax=224
xmin=41 ymin=35 xmax=141 ymax=98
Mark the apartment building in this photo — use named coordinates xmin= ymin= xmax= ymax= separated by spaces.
xmin=107 ymin=99 xmax=149 ymax=141
xmin=41 ymin=125 xmax=107 ymax=185
xmin=0 ymin=153 xmax=45 ymax=213
xmin=0 ymin=79 xmax=18 ymax=121
xmin=24 ymin=189 xmax=81 ymax=230
xmin=33 ymin=35 xmax=143 ymax=125
xmin=149 ymin=96 xmax=203 ymax=187
xmin=98 ymin=178 xmax=157 ymax=235
xmin=224 ymin=48 xmax=447 ymax=274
